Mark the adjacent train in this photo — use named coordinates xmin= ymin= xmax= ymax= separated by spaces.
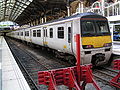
xmin=109 ymin=23 xmax=120 ymax=41
xmin=7 ymin=12 xmax=112 ymax=66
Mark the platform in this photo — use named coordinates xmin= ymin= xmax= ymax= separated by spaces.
xmin=0 ymin=36 xmax=31 ymax=90
xmin=113 ymin=41 xmax=120 ymax=55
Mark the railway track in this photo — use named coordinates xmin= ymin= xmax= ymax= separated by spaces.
xmin=5 ymin=37 xmax=120 ymax=90
xmin=93 ymin=67 xmax=119 ymax=85
xmin=5 ymin=37 xmax=70 ymax=90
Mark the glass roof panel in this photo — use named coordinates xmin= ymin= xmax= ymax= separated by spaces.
xmin=0 ymin=0 xmax=33 ymax=22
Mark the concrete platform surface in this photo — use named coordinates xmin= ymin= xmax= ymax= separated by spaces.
xmin=0 ymin=36 xmax=31 ymax=90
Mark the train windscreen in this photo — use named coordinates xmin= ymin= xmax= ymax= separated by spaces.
xmin=81 ymin=20 xmax=110 ymax=37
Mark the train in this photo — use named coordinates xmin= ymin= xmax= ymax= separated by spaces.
xmin=109 ymin=23 xmax=120 ymax=41
xmin=7 ymin=12 xmax=112 ymax=66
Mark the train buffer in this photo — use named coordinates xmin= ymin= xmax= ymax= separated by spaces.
xmin=38 ymin=34 xmax=101 ymax=90
xmin=110 ymin=59 xmax=120 ymax=88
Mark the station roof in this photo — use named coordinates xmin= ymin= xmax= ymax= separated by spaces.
xmin=0 ymin=0 xmax=96 ymax=25
xmin=0 ymin=0 xmax=33 ymax=23
xmin=16 ymin=0 xmax=72 ymax=25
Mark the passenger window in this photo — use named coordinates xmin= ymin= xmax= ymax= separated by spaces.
xmin=27 ymin=31 xmax=29 ymax=36
xmin=43 ymin=27 xmax=47 ymax=37
xmin=33 ymin=30 xmax=36 ymax=37
xmin=25 ymin=31 xmax=27 ymax=36
xmin=68 ymin=27 xmax=71 ymax=43
xmin=21 ymin=32 xmax=23 ymax=36
xmin=46 ymin=29 xmax=47 ymax=37
xmin=50 ymin=28 xmax=53 ymax=38
xmin=58 ymin=27 xmax=64 ymax=39
xmin=37 ymin=30 xmax=41 ymax=37
xmin=44 ymin=30 xmax=45 ymax=37
xmin=25 ymin=31 xmax=29 ymax=36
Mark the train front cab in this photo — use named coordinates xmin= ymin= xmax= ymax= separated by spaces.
xmin=79 ymin=15 xmax=112 ymax=66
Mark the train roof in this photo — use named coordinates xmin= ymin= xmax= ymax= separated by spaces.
xmin=21 ymin=12 xmax=106 ymax=29
xmin=40 ymin=12 xmax=105 ymax=25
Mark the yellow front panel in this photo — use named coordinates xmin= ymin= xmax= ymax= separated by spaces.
xmin=81 ymin=36 xmax=112 ymax=48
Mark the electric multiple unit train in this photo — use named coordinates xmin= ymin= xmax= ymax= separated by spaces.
xmin=7 ymin=12 xmax=112 ymax=66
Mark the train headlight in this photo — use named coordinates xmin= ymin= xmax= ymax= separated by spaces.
xmin=82 ymin=45 xmax=94 ymax=49
xmin=103 ymin=43 xmax=112 ymax=47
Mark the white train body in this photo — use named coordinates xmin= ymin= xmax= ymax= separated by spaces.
xmin=7 ymin=12 xmax=112 ymax=66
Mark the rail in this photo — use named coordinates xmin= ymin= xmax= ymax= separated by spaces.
xmin=93 ymin=67 xmax=118 ymax=85
xmin=6 ymin=37 xmax=39 ymax=90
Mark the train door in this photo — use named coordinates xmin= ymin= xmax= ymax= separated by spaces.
xmin=72 ymin=19 xmax=80 ymax=54
xmin=43 ymin=27 xmax=47 ymax=46
xmin=66 ymin=22 xmax=72 ymax=53
xmin=23 ymin=29 xmax=25 ymax=40
xmin=24 ymin=30 xmax=26 ymax=41
xmin=29 ymin=29 xmax=32 ymax=42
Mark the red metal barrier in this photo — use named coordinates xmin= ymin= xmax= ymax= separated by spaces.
xmin=110 ymin=60 xmax=120 ymax=88
xmin=38 ymin=34 xmax=101 ymax=90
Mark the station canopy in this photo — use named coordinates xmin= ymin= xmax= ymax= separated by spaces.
xmin=0 ymin=0 xmax=97 ymax=25
xmin=0 ymin=0 xmax=33 ymax=24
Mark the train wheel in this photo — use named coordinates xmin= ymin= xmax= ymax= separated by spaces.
xmin=91 ymin=54 xmax=105 ymax=67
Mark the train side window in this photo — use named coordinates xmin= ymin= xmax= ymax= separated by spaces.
xmin=58 ymin=27 xmax=64 ymax=39
xmin=50 ymin=28 xmax=53 ymax=38
xmin=21 ymin=32 xmax=23 ymax=36
xmin=46 ymin=29 xmax=47 ymax=37
xmin=17 ymin=32 xmax=19 ymax=36
xmin=44 ymin=30 xmax=45 ymax=37
xmin=27 ymin=31 xmax=29 ymax=36
xmin=25 ymin=31 xmax=27 ymax=36
xmin=37 ymin=30 xmax=41 ymax=37
xmin=33 ymin=30 xmax=36 ymax=37
xmin=68 ymin=27 xmax=71 ymax=43
xmin=43 ymin=27 xmax=47 ymax=37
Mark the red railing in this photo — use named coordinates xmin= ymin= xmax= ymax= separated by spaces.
xmin=38 ymin=34 xmax=101 ymax=90
xmin=110 ymin=60 xmax=120 ymax=88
